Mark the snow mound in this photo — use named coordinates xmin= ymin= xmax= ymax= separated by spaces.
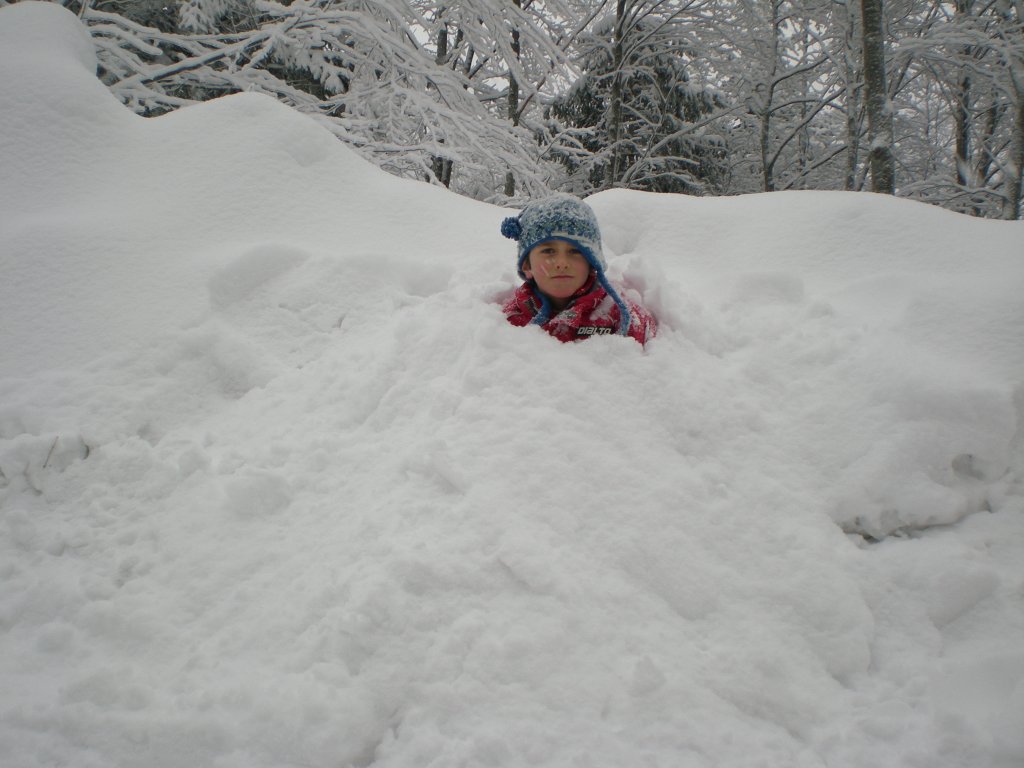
xmin=2 ymin=5 xmax=1023 ymax=768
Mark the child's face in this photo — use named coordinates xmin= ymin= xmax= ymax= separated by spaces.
xmin=523 ymin=240 xmax=591 ymax=305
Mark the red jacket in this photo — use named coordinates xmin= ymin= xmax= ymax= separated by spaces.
xmin=503 ymin=273 xmax=656 ymax=346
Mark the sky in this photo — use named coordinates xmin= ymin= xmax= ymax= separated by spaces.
xmin=1 ymin=3 xmax=1023 ymax=767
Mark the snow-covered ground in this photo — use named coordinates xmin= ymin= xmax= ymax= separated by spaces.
xmin=2 ymin=4 xmax=1023 ymax=767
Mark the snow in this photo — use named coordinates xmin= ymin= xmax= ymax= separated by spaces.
xmin=2 ymin=3 xmax=1023 ymax=767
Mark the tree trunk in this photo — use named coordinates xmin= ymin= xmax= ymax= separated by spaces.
xmin=954 ymin=73 xmax=971 ymax=188
xmin=1006 ymin=96 xmax=1024 ymax=219
xmin=953 ymin=0 xmax=973 ymax=191
xmin=843 ymin=0 xmax=862 ymax=191
xmin=504 ymin=0 xmax=522 ymax=197
xmin=608 ymin=0 xmax=628 ymax=189
xmin=431 ymin=18 xmax=452 ymax=187
xmin=844 ymin=92 xmax=862 ymax=191
xmin=760 ymin=0 xmax=782 ymax=192
xmin=796 ymin=24 xmax=812 ymax=186
xmin=760 ymin=111 xmax=775 ymax=192
xmin=860 ymin=0 xmax=895 ymax=194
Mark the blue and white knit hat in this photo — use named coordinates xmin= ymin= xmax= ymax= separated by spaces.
xmin=501 ymin=193 xmax=631 ymax=334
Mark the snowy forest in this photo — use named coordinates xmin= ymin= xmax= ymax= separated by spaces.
xmin=36 ymin=0 xmax=1024 ymax=218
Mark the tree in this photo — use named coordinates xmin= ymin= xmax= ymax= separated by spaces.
xmin=549 ymin=0 xmax=727 ymax=195
xmin=412 ymin=0 xmax=587 ymax=198
xmin=74 ymin=0 xmax=572 ymax=200
xmin=701 ymin=0 xmax=850 ymax=194
xmin=832 ymin=0 xmax=865 ymax=191
xmin=885 ymin=0 xmax=1024 ymax=217
xmin=505 ymin=0 xmax=522 ymax=197
xmin=861 ymin=0 xmax=895 ymax=193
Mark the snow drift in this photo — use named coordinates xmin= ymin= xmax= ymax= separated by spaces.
xmin=1 ymin=4 xmax=1023 ymax=767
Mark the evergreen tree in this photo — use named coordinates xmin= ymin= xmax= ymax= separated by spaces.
xmin=549 ymin=3 xmax=727 ymax=195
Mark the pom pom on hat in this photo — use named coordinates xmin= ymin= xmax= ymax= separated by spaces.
xmin=500 ymin=217 xmax=522 ymax=240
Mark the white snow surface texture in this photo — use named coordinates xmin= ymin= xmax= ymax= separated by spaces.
xmin=2 ymin=4 xmax=1024 ymax=767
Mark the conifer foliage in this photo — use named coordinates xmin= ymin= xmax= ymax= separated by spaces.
xmin=549 ymin=2 xmax=727 ymax=195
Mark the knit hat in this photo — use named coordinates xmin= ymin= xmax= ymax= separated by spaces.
xmin=501 ymin=193 xmax=631 ymax=334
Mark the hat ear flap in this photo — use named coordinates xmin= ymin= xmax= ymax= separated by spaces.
xmin=501 ymin=217 xmax=523 ymax=240
xmin=595 ymin=271 xmax=633 ymax=336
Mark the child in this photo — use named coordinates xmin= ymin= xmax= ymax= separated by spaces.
xmin=501 ymin=194 xmax=656 ymax=346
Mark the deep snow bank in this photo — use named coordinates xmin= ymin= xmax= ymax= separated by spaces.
xmin=2 ymin=4 xmax=1023 ymax=768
